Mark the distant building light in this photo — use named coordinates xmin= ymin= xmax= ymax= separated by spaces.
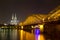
xmin=4 ymin=23 xmax=7 ymax=25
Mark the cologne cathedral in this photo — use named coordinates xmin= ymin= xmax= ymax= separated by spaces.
xmin=10 ymin=13 xmax=18 ymax=25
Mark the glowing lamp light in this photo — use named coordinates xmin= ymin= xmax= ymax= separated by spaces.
xmin=31 ymin=25 xmax=34 ymax=28
xmin=39 ymin=24 xmax=44 ymax=32
xmin=21 ymin=26 xmax=23 ymax=29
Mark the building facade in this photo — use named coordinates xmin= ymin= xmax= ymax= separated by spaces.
xmin=10 ymin=13 xmax=18 ymax=25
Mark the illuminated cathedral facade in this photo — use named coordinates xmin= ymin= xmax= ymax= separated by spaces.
xmin=10 ymin=13 xmax=18 ymax=25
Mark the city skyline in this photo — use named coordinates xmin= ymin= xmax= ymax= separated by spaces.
xmin=0 ymin=0 xmax=60 ymax=23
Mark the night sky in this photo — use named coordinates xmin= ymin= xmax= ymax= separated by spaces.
xmin=0 ymin=0 xmax=60 ymax=24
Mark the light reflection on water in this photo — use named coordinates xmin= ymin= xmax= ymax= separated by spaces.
xmin=0 ymin=29 xmax=18 ymax=40
xmin=0 ymin=29 xmax=45 ymax=40
xmin=35 ymin=34 xmax=45 ymax=40
xmin=34 ymin=29 xmax=45 ymax=40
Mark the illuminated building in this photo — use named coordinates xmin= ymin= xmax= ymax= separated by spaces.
xmin=10 ymin=13 xmax=19 ymax=25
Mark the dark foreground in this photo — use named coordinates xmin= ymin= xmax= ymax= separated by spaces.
xmin=0 ymin=28 xmax=60 ymax=40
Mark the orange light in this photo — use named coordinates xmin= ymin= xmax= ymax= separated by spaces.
xmin=38 ymin=34 xmax=45 ymax=40
xmin=39 ymin=24 xmax=44 ymax=32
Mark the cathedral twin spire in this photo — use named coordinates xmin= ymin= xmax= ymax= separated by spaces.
xmin=12 ymin=13 xmax=17 ymax=20
xmin=10 ymin=13 xmax=18 ymax=25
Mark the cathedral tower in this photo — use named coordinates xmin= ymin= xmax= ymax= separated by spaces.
xmin=10 ymin=13 xmax=18 ymax=25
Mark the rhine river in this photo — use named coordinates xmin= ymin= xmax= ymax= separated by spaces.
xmin=0 ymin=28 xmax=60 ymax=40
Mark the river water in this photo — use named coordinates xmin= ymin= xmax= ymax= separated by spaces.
xmin=0 ymin=28 xmax=60 ymax=40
